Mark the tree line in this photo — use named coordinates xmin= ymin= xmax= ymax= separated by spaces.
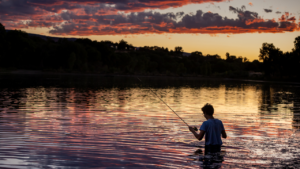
xmin=259 ymin=37 xmax=300 ymax=79
xmin=0 ymin=23 xmax=298 ymax=80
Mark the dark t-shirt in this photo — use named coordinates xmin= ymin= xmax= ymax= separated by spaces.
xmin=200 ymin=119 xmax=225 ymax=145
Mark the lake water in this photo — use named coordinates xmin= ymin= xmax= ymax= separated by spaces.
xmin=0 ymin=75 xmax=300 ymax=168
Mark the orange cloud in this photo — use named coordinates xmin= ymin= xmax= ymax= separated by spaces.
xmin=45 ymin=22 xmax=299 ymax=36
xmin=2 ymin=3 xmax=299 ymax=36
xmin=245 ymin=18 xmax=266 ymax=25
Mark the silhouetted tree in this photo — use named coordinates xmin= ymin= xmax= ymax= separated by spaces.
xmin=294 ymin=36 xmax=300 ymax=52
xmin=191 ymin=51 xmax=203 ymax=56
xmin=0 ymin=23 xmax=5 ymax=61
xmin=291 ymin=36 xmax=300 ymax=77
xmin=237 ymin=56 xmax=243 ymax=63
xmin=175 ymin=46 xmax=183 ymax=55
xmin=259 ymin=43 xmax=283 ymax=77
xmin=226 ymin=52 xmax=237 ymax=62
xmin=118 ymin=39 xmax=128 ymax=50
xmin=0 ymin=23 xmax=5 ymax=36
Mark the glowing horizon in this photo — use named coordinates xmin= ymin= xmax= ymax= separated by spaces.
xmin=1 ymin=0 xmax=299 ymax=61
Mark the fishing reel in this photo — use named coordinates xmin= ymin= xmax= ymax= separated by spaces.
xmin=193 ymin=126 xmax=198 ymax=131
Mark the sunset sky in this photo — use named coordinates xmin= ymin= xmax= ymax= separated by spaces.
xmin=0 ymin=0 xmax=299 ymax=60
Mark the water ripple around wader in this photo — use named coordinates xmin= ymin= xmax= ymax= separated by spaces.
xmin=0 ymin=76 xmax=300 ymax=168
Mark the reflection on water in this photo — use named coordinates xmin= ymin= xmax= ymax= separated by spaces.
xmin=0 ymin=75 xmax=300 ymax=168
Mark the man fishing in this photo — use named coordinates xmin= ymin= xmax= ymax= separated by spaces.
xmin=189 ymin=103 xmax=227 ymax=154
xmin=137 ymin=78 xmax=227 ymax=154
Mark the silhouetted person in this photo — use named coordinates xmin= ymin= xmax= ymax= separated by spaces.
xmin=189 ymin=103 xmax=227 ymax=167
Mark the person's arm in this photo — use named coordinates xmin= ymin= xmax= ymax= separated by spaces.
xmin=189 ymin=126 xmax=205 ymax=140
xmin=221 ymin=130 xmax=227 ymax=138
xmin=220 ymin=120 xmax=227 ymax=139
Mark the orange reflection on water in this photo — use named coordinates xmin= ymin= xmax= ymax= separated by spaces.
xmin=0 ymin=79 xmax=299 ymax=168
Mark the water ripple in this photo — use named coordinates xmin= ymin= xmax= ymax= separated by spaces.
xmin=0 ymin=76 xmax=300 ymax=168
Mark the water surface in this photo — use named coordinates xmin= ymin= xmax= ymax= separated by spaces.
xmin=0 ymin=75 xmax=300 ymax=168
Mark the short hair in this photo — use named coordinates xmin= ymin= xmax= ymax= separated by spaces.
xmin=202 ymin=103 xmax=214 ymax=116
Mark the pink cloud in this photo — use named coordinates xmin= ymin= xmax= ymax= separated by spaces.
xmin=0 ymin=1 xmax=299 ymax=36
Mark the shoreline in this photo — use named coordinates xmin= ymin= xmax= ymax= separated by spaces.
xmin=1 ymin=69 xmax=300 ymax=85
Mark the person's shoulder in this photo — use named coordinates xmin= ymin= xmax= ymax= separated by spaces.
xmin=202 ymin=120 xmax=208 ymax=124
xmin=202 ymin=120 xmax=209 ymax=125
xmin=214 ymin=119 xmax=223 ymax=123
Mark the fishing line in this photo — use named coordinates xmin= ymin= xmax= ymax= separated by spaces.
xmin=137 ymin=77 xmax=197 ymax=131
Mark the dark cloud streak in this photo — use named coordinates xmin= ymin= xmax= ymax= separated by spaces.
xmin=0 ymin=0 xmax=226 ymax=16
xmin=264 ymin=9 xmax=272 ymax=13
xmin=0 ymin=0 xmax=299 ymax=35
xmin=47 ymin=8 xmax=298 ymax=35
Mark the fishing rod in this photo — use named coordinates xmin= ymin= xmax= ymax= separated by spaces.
xmin=137 ymin=77 xmax=198 ymax=131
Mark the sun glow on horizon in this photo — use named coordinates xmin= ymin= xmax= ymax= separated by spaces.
xmin=21 ymin=26 xmax=299 ymax=61
xmin=5 ymin=0 xmax=299 ymax=61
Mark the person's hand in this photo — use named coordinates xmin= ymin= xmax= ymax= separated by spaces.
xmin=189 ymin=126 xmax=195 ymax=132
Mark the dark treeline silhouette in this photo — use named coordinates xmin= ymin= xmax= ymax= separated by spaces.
xmin=1 ymin=23 xmax=298 ymax=80
xmin=259 ymin=38 xmax=300 ymax=79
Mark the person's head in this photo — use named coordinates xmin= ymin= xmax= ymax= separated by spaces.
xmin=201 ymin=103 xmax=214 ymax=116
